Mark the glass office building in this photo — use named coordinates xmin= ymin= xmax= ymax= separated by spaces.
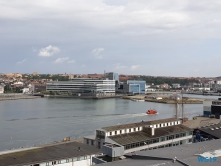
xmin=46 ymin=79 xmax=115 ymax=95
xmin=105 ymin=72 xmax=119 ymax=82
xmin=127 ymin=80 xmax=146 ymax=94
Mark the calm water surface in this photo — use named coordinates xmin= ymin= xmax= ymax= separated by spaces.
xmin=0 ymin=96 xmax=212 ymax=151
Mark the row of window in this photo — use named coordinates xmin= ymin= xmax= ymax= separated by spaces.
xmin=133 ymin=139 xmax=192 ymax=152
xmin=36 ymin=156 xmax=91 ymax=166
xmin=108 ymin=121 xmax=181 ymax=137
xmin=109 ymin=127 xmax=142 ymax=136
xmin=124 ymin=133 xmax=189 ymax=150
xmin=151 ymin=121 xmax=180 ymax=128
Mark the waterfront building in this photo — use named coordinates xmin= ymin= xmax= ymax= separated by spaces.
xmin=127 ymin=80 xmax=146 ymax=94
xmin=0 ymin=141 xmax=102 ymax=166
xmin=105 ymin=72 xmax=119 ymax=82
xmin=32 ymin=84 xmax=47 ymax=93
xmin=46 ymin=79 xmax=115 ymax=96
xmin=84 ymin=118 xmax=193 ymax=155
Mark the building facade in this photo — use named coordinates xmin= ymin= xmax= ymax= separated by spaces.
xmin=127 ymin=80 xmax=146 ymax=94
xmin=46 ymin=79 xmax=115 ymax=96
xmin=211 ymin=98 xmax=221 ymax=119
xmin=172 ymin=84 xmax=180 ymax=89
xmin=0 ymin=85 xmax=4 ymax=94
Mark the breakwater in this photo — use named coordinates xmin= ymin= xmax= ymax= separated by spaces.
xmin=0 ymin=94 xmax=41 ymax=101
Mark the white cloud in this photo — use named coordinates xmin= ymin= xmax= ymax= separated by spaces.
xmin=16 ymin=59 xmax=26 ymax=64
xmin=54 ymin=57 xmax=69 ymax=64
xmin=92 ymin=48 xmax=104 ymax=55
xmin=92 ymin=48 xmax=104 ymax=59
xmin=38 ymin=45 xmax=60 ymax=57
xmin=53 ymin=57 xmax=75 ymax=64
xmin=131 ymin=65 xmax=141 ymax=71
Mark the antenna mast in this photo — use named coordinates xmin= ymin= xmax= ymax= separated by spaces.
xmin=182 ymin=91 xmax=184 ymax=121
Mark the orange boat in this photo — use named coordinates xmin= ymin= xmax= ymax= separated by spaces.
xmin=146 ymin=109 xmax=158 ymax=115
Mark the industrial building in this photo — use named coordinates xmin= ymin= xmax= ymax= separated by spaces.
xmin=46 ymin=79 xmax=115 ymax=96
xmin=211 ymin=98 xmax=221 ymax=119
xmin=197 ymin=123 xmax=221 ymax=139
xmin=203 ymin=99 xmax=213 ymax=117
xmin=84 ymin=118 xmax=193 ymax=156
xmin=99 ymin=139 xmax=221 ymax=166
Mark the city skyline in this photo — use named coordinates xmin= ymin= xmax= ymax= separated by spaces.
xmin=1 ymin=0 xmax=221 ymax=77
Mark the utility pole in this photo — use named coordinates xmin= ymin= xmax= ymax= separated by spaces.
xmin=182 ymin=91 xmax=184 ymax=121
xmin=175 ymin=98 xmax=178 ymax=119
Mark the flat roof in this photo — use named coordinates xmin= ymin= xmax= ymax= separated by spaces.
xmin=109 ymin=125 xmax=192 ymax=145
xmin=102 ymin=118 xmax=179 ymax=132
xmin=183 ymin=117 xmax=220 ymax=129
xmin=0 ymin=142 xmax=101 ymax=166
xmin=99 ymin=139 xmax=221 ymax=166
xmin=199 ymin=123 xmax=221 ymax=138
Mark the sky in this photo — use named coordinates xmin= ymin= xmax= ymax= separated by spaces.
xmin=0 ymin=0 xmax=221 ymax=77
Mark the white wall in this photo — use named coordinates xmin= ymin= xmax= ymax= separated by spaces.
xmin=74 ymin=159 xmax=91 ymax=166
xmin=55 ymin=163 xmax=72 ymax=166
xmin=0 ymin=86 xmax=4 ymax=94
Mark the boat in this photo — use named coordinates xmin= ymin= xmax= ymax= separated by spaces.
xmin=146 ymin=108 xmax=158 ymax=115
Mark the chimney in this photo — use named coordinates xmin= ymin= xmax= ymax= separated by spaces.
xmin=143 ymin=126 xmax=155 ymax=136
xmin=151 ymin=127 xmax=155 ymax=136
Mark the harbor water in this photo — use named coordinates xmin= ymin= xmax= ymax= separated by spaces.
xmin=0 ymin=96 xmax=214 ymax=151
